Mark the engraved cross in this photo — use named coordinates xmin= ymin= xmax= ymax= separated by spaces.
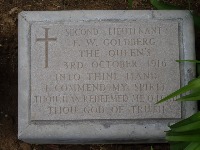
xmin=36 ymin=28 xmax=57 ymax=68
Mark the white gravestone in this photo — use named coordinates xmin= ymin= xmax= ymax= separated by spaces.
xmin=18 ymin=10 xmax=197 ymax=144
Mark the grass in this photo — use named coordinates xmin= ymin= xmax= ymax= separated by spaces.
xmin=150 ymin=3 xmax=200 ymax=149
xmin=156 ymin=60 xmax=200 ymax=150
xmin=127 ymin=1 xmax=200 ymax=149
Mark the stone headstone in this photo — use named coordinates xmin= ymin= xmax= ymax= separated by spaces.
xmin=18 ymin=10 xmax=197 ymax=144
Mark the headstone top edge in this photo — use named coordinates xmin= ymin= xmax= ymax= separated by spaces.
xmin=18 ymin=10 xmax=192 ymax=23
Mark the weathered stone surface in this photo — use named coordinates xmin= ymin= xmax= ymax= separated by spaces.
xmin=31 ymin=20 xmax=180 ymax=120
xmin=18 ymin=10 xmax=197 ymax=144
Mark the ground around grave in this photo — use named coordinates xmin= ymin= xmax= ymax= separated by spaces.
xmin=0 ymin=0 xmax=200 ymax=150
